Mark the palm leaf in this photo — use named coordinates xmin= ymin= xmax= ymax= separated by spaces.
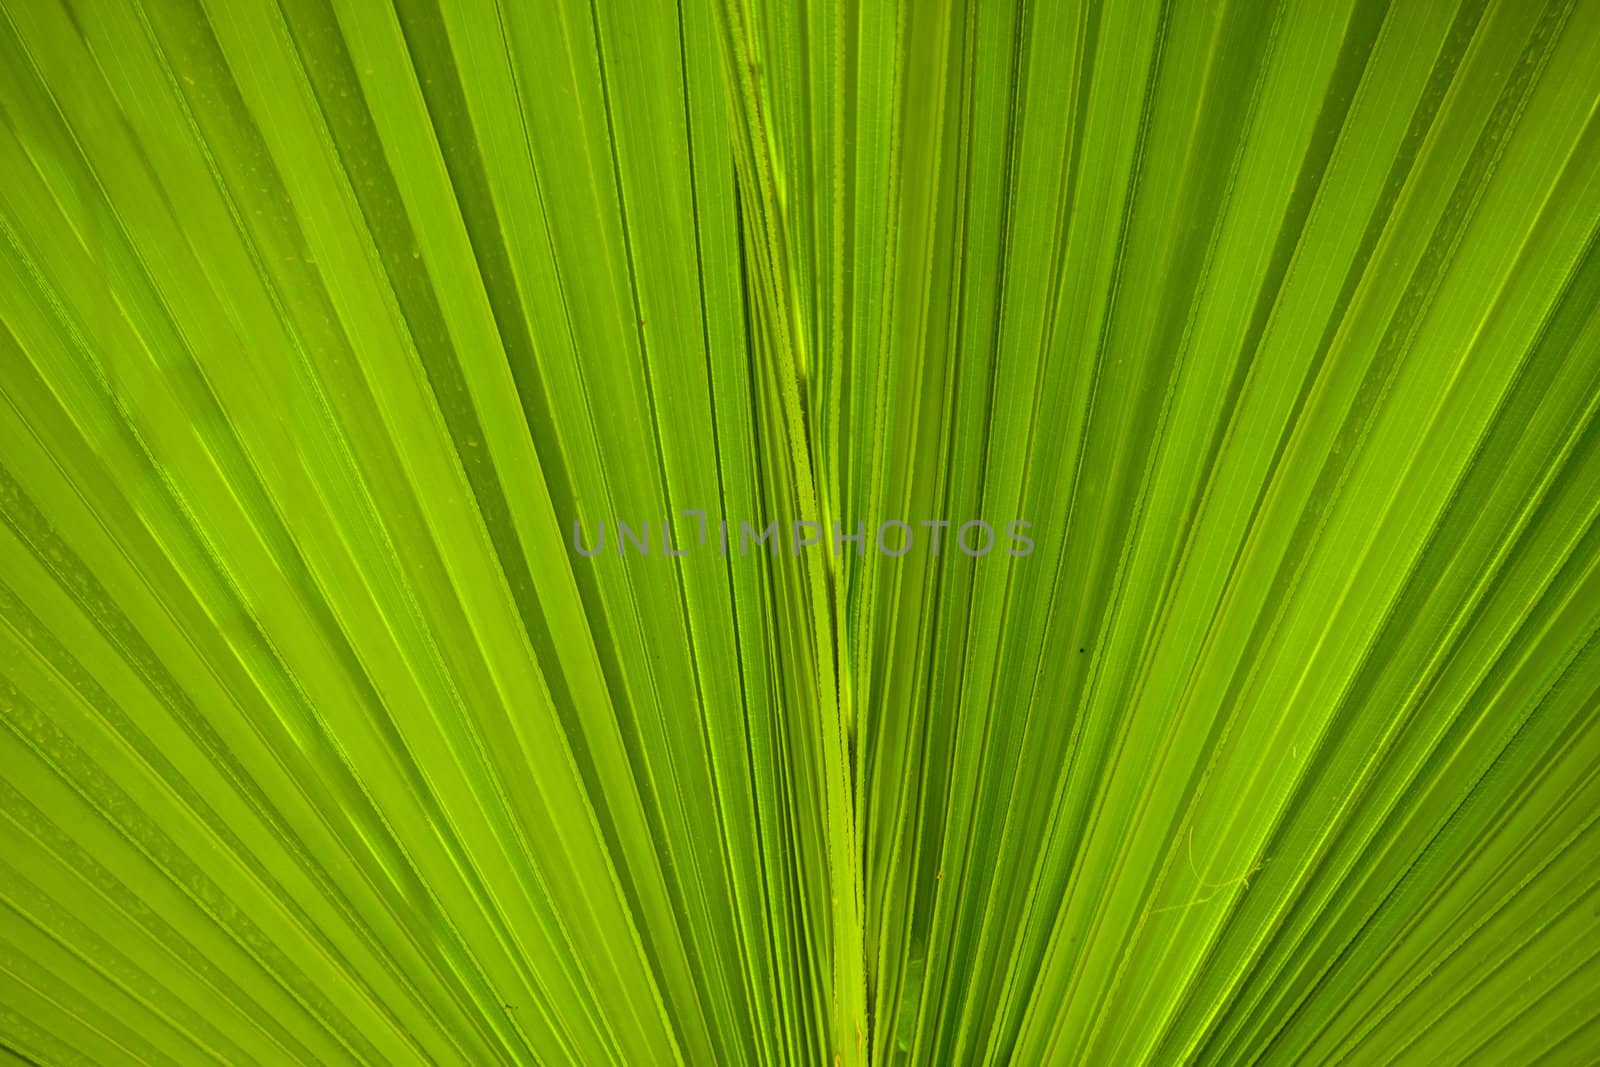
xmin=2 ymin=0 xmax=1597 ymax=1063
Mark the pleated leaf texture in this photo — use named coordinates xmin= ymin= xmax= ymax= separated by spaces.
xmin=2 ymin=0 xmax=1599 ymax=1063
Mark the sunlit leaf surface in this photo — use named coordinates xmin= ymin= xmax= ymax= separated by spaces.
xmin=2 ymin=0 xmax=1598 ymax=1063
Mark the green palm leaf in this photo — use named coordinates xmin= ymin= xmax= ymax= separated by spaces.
xmin=2 ymin=0 xmax=1597 ymax=1063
